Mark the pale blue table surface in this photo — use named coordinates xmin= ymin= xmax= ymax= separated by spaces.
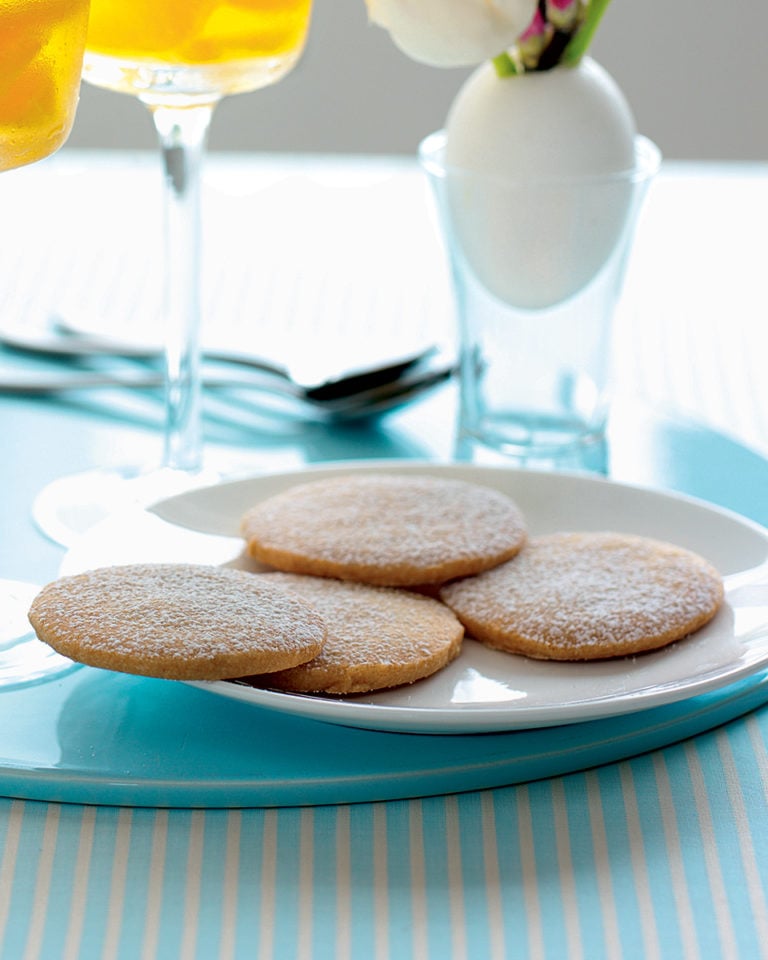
xmin=1 ymin=152 xmax=767 ymax=960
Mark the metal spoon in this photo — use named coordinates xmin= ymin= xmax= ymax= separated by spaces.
xmin=0 ymin=326 xmax=454 ymax=417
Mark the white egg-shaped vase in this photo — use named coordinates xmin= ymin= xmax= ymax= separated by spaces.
xmin=446 ymin=56 xmax=636 ymax=177
xmin=439 ymin=57 xmax=650 ymax=310
xmin=420 ymin=58 xmax=660 ymax=469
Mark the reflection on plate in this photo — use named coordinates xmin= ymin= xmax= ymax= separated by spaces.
xmin=62 ymin=461 xmax=768 ymax=734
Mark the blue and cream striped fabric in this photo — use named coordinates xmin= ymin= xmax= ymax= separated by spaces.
xmin=2 ymin=710 xmax=767 ymax=960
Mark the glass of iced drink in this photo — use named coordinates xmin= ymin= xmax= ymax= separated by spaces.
xmin=33 ymin=0 xmax=315 ymax=542
xmin=1 ymin=0 xmax=90 ymax=685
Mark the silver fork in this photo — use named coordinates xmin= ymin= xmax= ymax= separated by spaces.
xmin=0 ymin=326 xmax=454 ymax=417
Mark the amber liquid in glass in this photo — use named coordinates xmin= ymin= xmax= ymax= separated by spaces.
xmin=84 ymin=0 xmax=313 ymax=101
xmin=0 ymin=0 xmax=90 ymax=171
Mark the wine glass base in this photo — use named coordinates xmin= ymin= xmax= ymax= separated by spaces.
xmin=1 ymin=580 xmax=77 ymax=688
xmin=33 ymin=464 xmax=223 ymax=548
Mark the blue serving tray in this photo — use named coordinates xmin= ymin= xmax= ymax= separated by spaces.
xmin=2 ymin=659 xmax=768 ymax=808
xmin=3 ymin=406 xmax=768 ymax=808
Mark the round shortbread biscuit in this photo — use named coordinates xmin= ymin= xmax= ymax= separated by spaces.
xmin=440 ymin=532 xmax=724 ymax=661
xmin=240 ymin=473 xmax=527 ymax=586
xmin=28 ymin=563 xmax=327 ymax=680
xmin=241 ymin=572 xmax=464 ymax=694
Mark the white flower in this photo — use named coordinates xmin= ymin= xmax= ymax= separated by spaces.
xmin=365 ymin=0 xmax=539 ymax=67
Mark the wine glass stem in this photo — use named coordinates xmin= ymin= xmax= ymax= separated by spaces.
xmin=149 ymin=102 xmax=217 ymax=474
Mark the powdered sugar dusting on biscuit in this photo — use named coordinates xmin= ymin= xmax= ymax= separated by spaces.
xmin=241 ymin=474 xmax=527 ymax=585
xmin=241 ymin=572 xmax=464 ymax=694
xmin=440 ymin=532 xmax=724 ymax=660
xmin=28 ymin=563 xmax=327 ymax=680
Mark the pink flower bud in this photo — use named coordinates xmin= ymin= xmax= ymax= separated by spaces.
xmin=547 ymin=0 xmax=582 ymax=31
xmin=517 ymin=9 xmax=553 ymax=68
xmin=519 ymin=7 xmax=547 ymax=41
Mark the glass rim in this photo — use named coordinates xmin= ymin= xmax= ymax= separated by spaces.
xmin=418 ymin=131 xmax=661 ymax=188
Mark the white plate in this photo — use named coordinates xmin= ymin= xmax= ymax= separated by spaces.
xmin=61 ymin=461 xmax=768 ymax=734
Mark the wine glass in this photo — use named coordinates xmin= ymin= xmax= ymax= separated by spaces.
xmin=1 ymin=0 xmax=91 ymax=685
xmin=32 ymin=0 xmax=314 ymax=546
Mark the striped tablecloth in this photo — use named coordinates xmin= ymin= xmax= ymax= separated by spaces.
xmin=4 ymin=738 xmax=768 ymax=960
xmin=1 ymin=152 xmax=767 ymax=960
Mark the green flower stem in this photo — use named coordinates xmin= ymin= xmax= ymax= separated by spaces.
xmin=492 ymin=52 xmax=520 ymax=77
xmin=561 ymin=0 xmax=613 ymax=65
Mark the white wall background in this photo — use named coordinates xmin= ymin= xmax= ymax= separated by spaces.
xmin=65 ymin=0 xmax=767 ymax=160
